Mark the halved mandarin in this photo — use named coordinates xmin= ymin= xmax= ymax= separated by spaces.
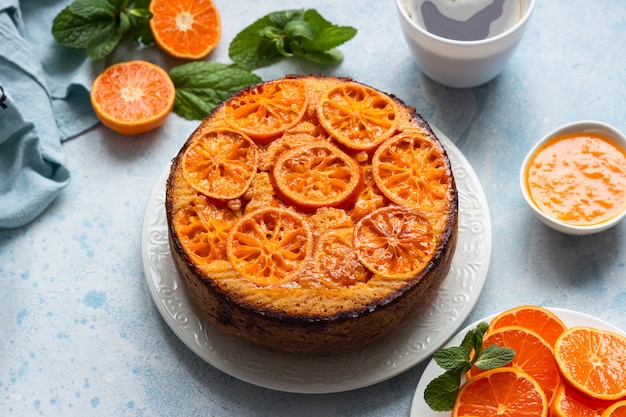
xmin=182 ymin=129 xmax=258 ymax=200
xmin=316 ymin=81 xmax=399 ymax=151
xmin=354 ymin=206 xmax=435 ymax=278
xmin=149 ymin=0 xmax=221 ymax=59
xmin=272 ymin=142 xmax=363 ymax=211
xmin=226 ymin=208 xmax=313 ymax=286
xmin=224 ymin=78 xmax=308 ymax=143
xmin=90 ymin=60 xmax=175 ymax=135
xmin=373 ymin=130 xmax=452 ymax=212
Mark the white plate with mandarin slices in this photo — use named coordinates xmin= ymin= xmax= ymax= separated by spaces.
xmin=142 ymin=126 xmax=492 ymax=393
xmin=410 ymin=307 xmax=626 ymax=417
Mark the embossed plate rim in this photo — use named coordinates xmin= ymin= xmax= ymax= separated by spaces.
xmin=141 ymin=126 xmax=492 ymax=393
xmin=410 ymin=308 xmax=626 ymax=417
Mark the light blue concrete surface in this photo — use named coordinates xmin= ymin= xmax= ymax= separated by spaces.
xmin=2 ymin=1 xmax=626 ymax=416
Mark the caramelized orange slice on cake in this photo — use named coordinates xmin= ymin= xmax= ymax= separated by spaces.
xmin=224 ymin=79 xmax=308 ymax=143
xmin=373 ymin=130 xmax=452 ymax=212
xmin=173 ymin=199 xmax=236 ymax=263
xmin=182 ymin=129 xmax=258 ymax=200
xmin=354 ymin=206 xmax=435 ymax=278
xmin=272 ymin=142 xmax=363 ymax=211
xmin=315 ymin=228 xmax=372 ymax=288
xmin=226 ymin=208 xmax=313 ymax=285
xmin=316 ymin=81 xmax=399 ymax=151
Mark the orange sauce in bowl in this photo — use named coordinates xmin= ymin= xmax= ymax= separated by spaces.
xmin=526 ymin=132 xmax=626 ymax=226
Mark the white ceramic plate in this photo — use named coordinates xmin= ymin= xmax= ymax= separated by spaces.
xmin=410 ymin=308 xmax=626 ymax=417
xmin=141 ymin=127 xmax=492 ymax=393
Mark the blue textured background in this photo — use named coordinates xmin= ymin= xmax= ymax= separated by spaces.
xmin=2 ymin=1 xmax=626 ymax=416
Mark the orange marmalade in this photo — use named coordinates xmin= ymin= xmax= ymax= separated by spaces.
xmin=526 ymin=132 xmax=626 ymax=226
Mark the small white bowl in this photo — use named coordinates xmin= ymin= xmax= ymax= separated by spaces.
xmin=395 ymin=0 xmax=536 ymax=88
xmin=520 ymin=121 xmax=626 ymax=235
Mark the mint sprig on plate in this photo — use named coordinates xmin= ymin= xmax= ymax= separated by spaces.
xmin=424 ymin=322 xmax=516 ymax=412
xmin=52 ymin=0 xmax=153 ymax=61
xmin=229 ymin=9 xmax=357 ymax=69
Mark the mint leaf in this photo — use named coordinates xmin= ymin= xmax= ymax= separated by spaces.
xmin=423 ymin=322 xmax=516 ymax=412
xmin=86 ymin=21 xmax=124 ymax=61
xmin=170 ymin=62 xmax=262 ymax=121
xmin=229 ymin=14 xmax=283 ymax=69
xmin=433 ymin=346 xmax=472 ymax=373
xmin=474 ymin=345 xmax=516 ymax=370
xmin=229 ymin=8 xmax=357 ymax=69
xmin=52 ymin=7 xmax=111 ymax=48
xmin=69 ymin=0 xmax=115 ymax=19
xmin=52 ymin=0 xmax=153 ymax=60
xmin=424 ymin=372 xmax=462 ymax=412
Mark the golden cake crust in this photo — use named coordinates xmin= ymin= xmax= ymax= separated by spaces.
xmin=165 ymin=74 xmax=458 ymax=353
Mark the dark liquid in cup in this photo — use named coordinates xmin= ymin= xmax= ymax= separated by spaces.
xmin=403 ymin=0 xmax=524 ymax=41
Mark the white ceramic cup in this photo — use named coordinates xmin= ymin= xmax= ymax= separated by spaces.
xmin=395 ymin=0 xmax=536 ymax=88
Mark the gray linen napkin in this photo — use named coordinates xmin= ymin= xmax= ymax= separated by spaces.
xmin=0 ymin=0 xmax=101 ymax=229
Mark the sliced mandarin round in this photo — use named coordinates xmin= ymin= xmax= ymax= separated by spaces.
xmin=173 ymin=199 xmax=236 ymax=263
xmin=90 ymin=60 xmax=175 ymax=135
xmin=468 ymin=325 xmax=561 ymax=406
xmin=452 ymin=367 xmax=548 ymax=417
xmin=272 ymin=142 xmax=363 ymax=211
xmin=316 ymin=81 xmax=399 ymax=151
xmin=550 ymin=384 xmax=617 ymax=417
xmin=226 ymin=208 xmax=313 ymax=286
xmin=314 ymin=228 xmax=372 ymax=288
xmin=554 ymin=326 xmax=626 ymax=401
xmin=354 ymin=206 xmax=435 ymax=278
xmin=182 ymin=129 xmax=258 ymax=200
xmin=602 ymin=401 xmax=626 ymax=417
xmin=224 ymin=78 xmax=308 ymax=143
xmin=372 ymin=130 xmax=452 ymax=212
xmin=149 ymin=0 xmax=221 ymax=59
xmin=488 ymin=305 xmax=567 ymax=347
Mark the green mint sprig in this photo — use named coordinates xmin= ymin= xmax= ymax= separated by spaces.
xmin=52 ymin=0 xmax=153 ymax=61
xmin=424 ymin=322 xmax=516 ymax=412
xmin=229 ymin=9 xmax=357 ymax=69
xmin=169 ymin=62 xmax=262 ymax=121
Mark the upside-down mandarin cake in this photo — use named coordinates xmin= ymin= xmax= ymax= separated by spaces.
xmin=165 ymin=75 xmax=458 ymax=353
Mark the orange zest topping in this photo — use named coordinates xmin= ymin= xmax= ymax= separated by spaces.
xmin=182 ymin=129 xmax=258 ymax=200
xmin=149 ymin=0 xmax=221 ymax=59
xmin=526 ymin=132 xmax=626 ymax=226
xmin=354 ymin=206 xmax=435 ymax=278
xmin=316 ymin=81 xmax=399 ymax=151
xmin=90 ymin=60 xmax=175 ymax=135
xmin=272 ymin=142 xmax=363 ymax=211
xmin=226 ymin=208 xmax=313 ymax=285
xmin=224 ymin=79 xmax=308 ymax=143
